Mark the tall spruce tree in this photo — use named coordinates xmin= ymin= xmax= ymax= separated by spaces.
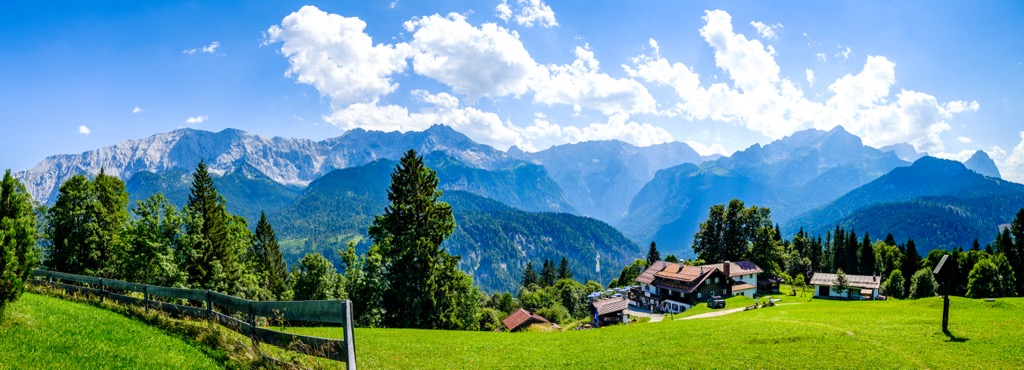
xmin=1 ymin=170 xmax=38 ymax=317
xmin=902 ymin=239 xmax=922 ymax=294
xmin=183 ymin=160 xmax=235 ymax=290
xmin=92 ymin=169 xmax=129 ymax=278
xmin=46 ymin=175 xmax=99 ymax=275
xmin=860 ymin=232 xmax=876 ymax=275
xmin=369 ymin=149 xmax=473 ymax=329
xmin=252 ymin=211 xmax=287 ymax=300
xmin=1009 ymin=208 xmax=1024 ymax=295
xmin=540 ymin=259 xmax=557 ymax=286
xmin=646 ymin=241 xmax=661 ymax=265
xmin=557 ymin=256 xmax=572 ymax=280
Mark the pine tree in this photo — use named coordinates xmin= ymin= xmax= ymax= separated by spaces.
xmin=902 ymin=239 xmax=922 ymax=294
xmin=1008 ymin=208 xmax=1024 ymax=295
xmin=369 ymin=149 xmax=471 ymax=329
xmin=183 ymin=160 xmax=239 ymax=292
xmin=646 ymin=241 xmax=661 ymax=265
xmin=123 ymin=193 xmax=184 ymax=287
xmin=46 ymin=175 xmax=99 ymax=275
xmin=521 ymin=261 xmax=538 ymax=288
xmin=557 ymin=256 xmax=572 ymax=280
xmin=541 ymin=259 xmax=557 ymax=287
xmin=971 ymin=238 xmax=981 ymax=252
xmin=860 ymin=232 xmax=876 ymax=275
xmin=884 ymin=233 xmax=897 ymax=247
xmin=253 ymin=212 xmax=287 ymax=300
xmin=91 ymin=169 xmax=129 ymax=278
xmin=1 ymin=170 xmax=38 ymax=317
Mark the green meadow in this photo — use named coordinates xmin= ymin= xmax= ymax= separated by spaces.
xmin=0 ymin=293 xmax=224 ymax=370
xmin=286 ymin=294 xmax=1024 ymax=369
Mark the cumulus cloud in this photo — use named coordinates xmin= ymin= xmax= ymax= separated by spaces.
xmin=183 ymin=41 xmax=220 ymax=55
xmin=185 ymin=115 xmax=208 ymax=124
xmin=404 ymin=13 xmax=539 ymax=101
xmin=805 ymin=69 xmax=814 ymax=87
xmin=816 ymin=53 xmax=827 ymax=62
xmin=265 ymin=6 xmax=412 ymax=106
xmin=519 ymin=112 xmax=673 ymax=150
xmin=78 ymin=125 xmax=91 ymax=135
xmin=626 ymin=9 xmax=977 ymax=155
xmin=836 ymin=45 xmax=852 ymax=61
xmin=958 ymin=136 xmax=973 ymax=144
xmin=496 ymin=0 xmax=557 ymax=28
xmin=750 ymin=21 xmax=782 ymax=40
xmin=1001 ymin=132 xmax=1024 ymax=183
xmin=534 ymin=45 xmax=656 ymax=116
xmin=132 ymin=106 xmax=144 ymax=114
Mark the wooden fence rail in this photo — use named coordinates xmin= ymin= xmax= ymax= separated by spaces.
xmin=29 ymin=269 xmax=356 ymax=369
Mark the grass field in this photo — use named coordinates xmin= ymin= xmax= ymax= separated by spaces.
xmin=286 ymin=295 xmax=1024 ymax=369
xmin=0 ymin=293 xmax=224 ymax=370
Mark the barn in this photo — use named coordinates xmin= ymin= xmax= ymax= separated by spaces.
xmin=810 ymin=272 xmax=881 ymax=299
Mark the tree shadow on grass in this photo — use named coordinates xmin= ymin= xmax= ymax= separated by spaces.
xmin=943 ymin=329 xmax=969 ymax=343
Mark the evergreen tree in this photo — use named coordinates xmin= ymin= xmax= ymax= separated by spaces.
xmin=292 ymin=252 xmax=337 ymax=301
xmin=123 ymin=193 xmax=183 ymax=287
xmin=521 ymin=261 xmax=538 ymax=288
xmin=971 ymin=238 xmax=981 ymax=252
xmin=901 ymin=239 xmax=922 ymax=294
xmin=1 ymin=170 xmax=38 ymax=317
xmin=884 ymin=233 xmax=897 ymax=247
xmin=1008 ymin=208 xmax=1024 ymax=295
xmin=540 ymin=259 xmax=557 ymax=287
xmin=369 ymin=149 xmax=473 ymax=329
xmin=182 ymin=160 xmax=234 ymax=290
xmin=252 ymin=212 xmax=287 ymax=300
xmin=832 ymin=269 xmax=850 ymax=297
xmin=646 ymin=241 xmax=660 ymax=265
xmin=91 ymin=169 xmax=129 ymax=278
xmin=557 ymin=256 xmax=572 ymax=280
xmin=860 ymin=232 xmax=876 ymax=276
xmin=664 ymin=254 xmax=679 ymax=263
xmin=992 ymin=254 xmax=1017 ymax=297
xmin=46 ymin=175 xmax=99 ymax=275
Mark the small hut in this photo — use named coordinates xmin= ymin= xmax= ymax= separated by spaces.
xmin=590 ymin=296 xmax=628 ymax=327
xmin=502 ymin=308 xmax=557 ymax=332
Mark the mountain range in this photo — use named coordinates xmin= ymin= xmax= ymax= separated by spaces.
xmin=15 ymin=124 xmax=1022 ymax=287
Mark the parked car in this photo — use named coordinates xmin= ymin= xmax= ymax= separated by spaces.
xmin=707 ymin=296 xmax=726 ymax=309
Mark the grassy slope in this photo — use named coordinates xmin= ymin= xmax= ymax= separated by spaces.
xmin=0 ymin=293 xmax=223 ymax=370
xmin=287 ymin=296 xmax=1024 ymax=369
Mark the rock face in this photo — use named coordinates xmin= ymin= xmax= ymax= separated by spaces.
xmin=16 ymin=125 xmax=520 ymax=204
xmin=963 ymin=150 xmax=1001 ymax=179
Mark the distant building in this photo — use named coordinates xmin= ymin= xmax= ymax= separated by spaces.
xmin=590 ymin=297 xmax=628 ymax=327
xmin=501 ymin=308 xmax=558 ymax=332
xmin=809 ymin=272 xmax=881 ymax=299
xmin=632 ymin=260 xmax=763 ymax=313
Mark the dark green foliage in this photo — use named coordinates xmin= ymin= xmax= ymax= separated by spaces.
xmin=902 ymin=240 xmax=922 ymax=294
xmin=1008 ymin=208 xmax=1024 ymax=295
xmin=121 ymin=193 xmax=184 ymax=287
xmin=966 ymin=258 xmax=1001 ymax=298
xmin=557 ymin=256 xmax=572 ymax=280
xmin=45 ymin=172 xmax=128 ymax=278
xmin=664 ymin=254 xmax=679 ymax=263
xmin=182 ymin=161 xmax=233 ymax=290
xmin=291 ymin=253 xmax=337 ymax=301
xmin=832 ymin=269 xmax=849 ymax=296
xmin=859 ymin=232 xmax=876 ymax=275
xmin=521 ymin=261 xmax=538 ymax=288
xmin=909 ymin=268 xmax=937 ymax=299
xmin=339 ymin=243 xmax=386 ymax=327
xmin=252 ymin=212 xmax=287 ymax=300
xmin=881 ymin=270 xmax=905 ymax=299
xmin=478 ymin=307 xmax=504 ymax=331
xmin=540 ymin=259 xmax=557 ymax=287
xmin=553 ymin=278 xmax=588 ymax=318
xmin=369 ymin=149 xmax=476 ymax=330
xmin=1 ymin=170 xmax=38 ymax=317
xmin=693 ymin=199 xmax=779 ymax=271
xmin=646 ymin=242 xmax=660 ymax=265
xmin=611 ymin=259 xmax=649 ymax=288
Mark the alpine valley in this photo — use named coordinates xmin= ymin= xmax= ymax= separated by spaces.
xmin=16 ymin=125 xmax=1023 ymax=292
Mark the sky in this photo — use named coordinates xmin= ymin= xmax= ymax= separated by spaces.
xmin=3 ymin=1 xmax=1024 ymax=181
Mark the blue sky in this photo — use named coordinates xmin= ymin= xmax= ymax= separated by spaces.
xmin=3 ymin=1 xmax=1024 ymax=180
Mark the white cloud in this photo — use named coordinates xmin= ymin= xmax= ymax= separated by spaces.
xmin=958 ymin=136 xmax=973 ymax=144
xmin=535 ymin=45 xmax=656 ymax=116
xmin=805 ymin=69 xmax=814 ymax=87
xmin=495 ymin=1 xmax=512 ymax=22
xmin=816 ymin=53 xmax=827 ymax=62
xmin=1001 ymin=132 xmax=1024 ymax=183
xmin=78 ymin=125 xmax=91 ymax=135
xmin=132 ymin=106 xmax=144 ymax=114
xmin=519 ymin=112 xmax=673 ymax=149
xmin=389 ymin=1 xmax=397 ymax=9
xmin=185 ymin=115 xmax=208 ymax=124
xmin=404 ymin=13 xmax=539 ymax=101
xmin=183 ymin=41 xmax=220 ymax=55
xmin=836 ymin=45 xmax=852 ymax=61
xmin=265 ymin=6 xmax=412 ymax=106
xmin=514 ymin=0 xmax=558 ymax=28
xmin=945 ymin=100 xmax=980 ymax=113
xmin=750 ymin=21 xmax=782 ymax=40
xmin=685 ymin=140 xmax=729 ymax=157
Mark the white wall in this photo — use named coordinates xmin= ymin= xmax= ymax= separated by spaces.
xmin=734 ymin=273 xmax=758 ymax=296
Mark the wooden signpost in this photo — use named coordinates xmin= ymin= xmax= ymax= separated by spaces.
xmin=932 ymin=254 xmax=951 ymax=333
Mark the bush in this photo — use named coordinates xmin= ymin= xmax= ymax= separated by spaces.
xmin=880 ymin=270 xmax=905 ymax=299
xmin=478 ymin=307 xmax=504 ymax=331
xmin=535 ymin=305 xmax=569 ymax=325
xmin=909 ymin=268 xmax=937 ymax=299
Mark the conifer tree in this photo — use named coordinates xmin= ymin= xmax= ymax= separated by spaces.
xmin=884 ymin=233 xmax=897 ymax=247
xmin=46 ymin=175 xmax=99 ymax=275
xmin=541 ymin=259 xmax=557 ymax=286
xmin=1008 ymin=208 xmax=1024 ymax=295
xmin=183 ymin=160 xmax=236 ymax=291
xmin=1 ymin=170 xmax=38 ymax=317
xmin=646 ymin=241 xmax=660 ymax=265
xmin=252 ymin=212 xmax=287 ymax=300
xmin=521 ymin=261 xmax=538 ymax=288
xmin=557 ymin=256 xmax=572 ymax=280
xmin=902 ymin=239 xmax=922 ymax=294
xmin=860 ymin=232 xmax=876 ymax=275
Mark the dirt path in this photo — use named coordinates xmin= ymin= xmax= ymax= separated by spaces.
xmin=678 ymin=307 xmax=746 ymax=320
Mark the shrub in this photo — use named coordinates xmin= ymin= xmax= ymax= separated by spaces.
xmin=909 ymin=268 xmax=937 ymax=299
xmin=880 ymin=270 xmax=905 ymax=299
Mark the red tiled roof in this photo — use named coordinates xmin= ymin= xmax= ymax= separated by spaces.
xmin=809 ymin=272 xmax=881 ymax=289
xmin=654 ymin=263 xmax=706 ymax=282
xmin=732 ymin=282 xmax=756 ymax=291
xmin=502 ymin=308 xmax=552 ymax=332
xmin=700 ymin=261 xmax=764 ymax=277
xmin=636 ymin=261 xmax=667 ymax=284
xmin=592 ymin=297 xmax=628 ymax=316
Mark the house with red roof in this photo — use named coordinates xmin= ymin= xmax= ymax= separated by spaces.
xmin=501 ymin=308 xmax=558 ymax=332
xmin=633 ymin=260 xmax=763 ymax=313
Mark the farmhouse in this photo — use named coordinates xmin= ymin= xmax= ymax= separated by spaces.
xmin=632 ymin=260 xmax=763 ymax=313
xmin=501 ymin=308 xmax=557 ymax=332
xmin=590 ymin=296 xmax=628 ymax=327
xmin=810 ymin=272 xmax=881 ymax=299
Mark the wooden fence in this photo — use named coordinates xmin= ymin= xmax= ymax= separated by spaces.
xmin=30 ymin=269 xmax=356 ymax=369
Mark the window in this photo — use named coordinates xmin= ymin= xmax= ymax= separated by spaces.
xmin=697 ymin=292 xmax=701 ymax=299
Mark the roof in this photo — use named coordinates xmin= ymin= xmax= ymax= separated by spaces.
xmin=501 ymin=308 xmax=552 ymax=332
xmin=732 ymin=282 xmax=756 ymax=291
xmin=654 ymin=263 xmax=707 ymax=282
xmin=636 ymin=261 xmax=667 ymax=284
xmin=700 ymin=261 xmax=763 ymax=277
xmin=592 ymin=297 xmax=628 ymax=316
xmin=809 ymin=273 xmax=881 ymax=289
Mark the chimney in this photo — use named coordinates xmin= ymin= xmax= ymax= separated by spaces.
xmin=723 ymin=261 xmax=731 ymax=277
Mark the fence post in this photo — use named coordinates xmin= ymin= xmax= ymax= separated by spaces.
xmin=206 ymin=290 xmax=213 ymax=321
xmin=143 ymin=285 xmax=150 ymax=313
xmin=98 ymin=278 xmax=104 ymax=303
xmin=343 ymin=300 xmax=357 ymax=370
xmin=248 ymin=300 xmax=258 ymax=346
